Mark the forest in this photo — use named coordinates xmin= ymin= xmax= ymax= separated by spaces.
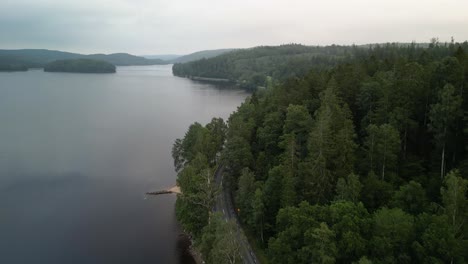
xmin=44 ymin=59 xmax=116 ymax=73
xmin=171 ymin=44 xmax=429 ymax=91
xmin=173 ymin=41 xmax=468 ymax=264
xmin=172 ymin=44 xmax=355 ymax=90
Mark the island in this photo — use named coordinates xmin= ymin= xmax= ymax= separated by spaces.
xmin=44 ymin=59 xmax=116 ymax=73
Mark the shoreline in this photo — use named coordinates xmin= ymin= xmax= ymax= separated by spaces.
xmin=187 ymin=238 xmax=203 ymax=264
xmin=189 ymin=76 xmax=232 ymax=83
xmin=176 ymin=232 xmax=203 ymax=264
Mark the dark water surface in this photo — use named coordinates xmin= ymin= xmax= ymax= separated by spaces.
xmin=0 ymin=65 xmax=248 ymax=264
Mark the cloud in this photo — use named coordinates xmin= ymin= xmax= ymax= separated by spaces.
xmin=1 ymin=0 xmax=467 ymax=54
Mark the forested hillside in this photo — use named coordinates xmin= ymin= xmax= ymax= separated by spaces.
xmin=44 ymin=59 xmax=116 ymax=73
xmin=0 ymin=49 xmax=166 ymax=71
xmin=172 ymin=44 xmax=362 ymax=90
xmin=170 ymin=48 xmax=234 ymax=63
xmin=86 ymin=53 xmax=165 ymax=66
xmin=173 ymin=41 xmax=468 ymax=264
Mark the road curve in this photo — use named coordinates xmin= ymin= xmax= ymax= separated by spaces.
xmin=213 ymin=165 xmax=259 ymax=264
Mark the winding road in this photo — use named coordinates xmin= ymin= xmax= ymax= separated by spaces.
xmin=213 ymin=165 xmax=259 ymax=264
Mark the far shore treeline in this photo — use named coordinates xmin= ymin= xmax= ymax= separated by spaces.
xmin=172 ymin=40 xmax=468 ymax=264
xmin=0 ymin=48 xmax=233 ymax=72
xmin=44 ymin=59 xmax=116 ymax=73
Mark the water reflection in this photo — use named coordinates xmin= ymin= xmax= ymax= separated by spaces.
xmin=0 ymin=65 xmax=248 ymax=263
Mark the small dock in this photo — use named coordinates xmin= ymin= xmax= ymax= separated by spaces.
xmin=146 ymin=185 xmax=181 ymax=196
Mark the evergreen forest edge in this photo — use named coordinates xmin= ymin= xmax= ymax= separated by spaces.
xmin=172 ymin=40 xmax=468 ymax=264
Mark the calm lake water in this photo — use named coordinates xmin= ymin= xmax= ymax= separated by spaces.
xmin=0 ymin=65 xmax=248 ymax=264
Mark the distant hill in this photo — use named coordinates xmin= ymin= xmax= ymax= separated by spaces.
xmin=170 ymin=49 xmax=234 ymax=63
xmin=142 ymin=50 xmax=234 ymax=63
xmin=86 ymin=53 xmax=165 ymax=66
xmin=0 ymin=49 xmax=82 ymax=69
xmin=0 ymin=49 xmax=167 ymax=70
xmin=44 ymin=59 xmax=116 ymax=73
xmin=142 ymin=54 xmax=181 ymax=61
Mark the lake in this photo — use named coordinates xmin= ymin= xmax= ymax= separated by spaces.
xmin=0 ymin=65 xmax=248 ymax=263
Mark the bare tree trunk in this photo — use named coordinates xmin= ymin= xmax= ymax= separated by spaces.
xmin=260 ymin=219 xmax=264 ymax=243
xmin=441 ymin=127 xmax=447 ymax=179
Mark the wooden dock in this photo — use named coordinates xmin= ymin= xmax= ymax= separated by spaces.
xmin=146 ymin=185 xmax=181 ymax=196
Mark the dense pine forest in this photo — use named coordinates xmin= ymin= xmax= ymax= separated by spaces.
xmin=173 ymin=41 xmax=468 ymax=264
xmin=172 ymin=43 xmax=432 ymax=91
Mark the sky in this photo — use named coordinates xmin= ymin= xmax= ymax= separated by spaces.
xmin=1 ymin=0 xmax=468 ymax=55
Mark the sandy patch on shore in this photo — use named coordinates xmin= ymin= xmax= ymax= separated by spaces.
xmin=169 ymin=185 xmax=181 ymax=194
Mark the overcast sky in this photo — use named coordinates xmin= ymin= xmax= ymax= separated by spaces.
xmin=1 ymin=0 xmax=468 ymax=55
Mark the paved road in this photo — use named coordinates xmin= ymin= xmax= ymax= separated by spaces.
xmin=213 ymin=165 xmax=259 ymax=264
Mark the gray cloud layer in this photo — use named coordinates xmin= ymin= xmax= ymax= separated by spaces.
xmin=1 ymin=0 xmax=468 ymax=54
